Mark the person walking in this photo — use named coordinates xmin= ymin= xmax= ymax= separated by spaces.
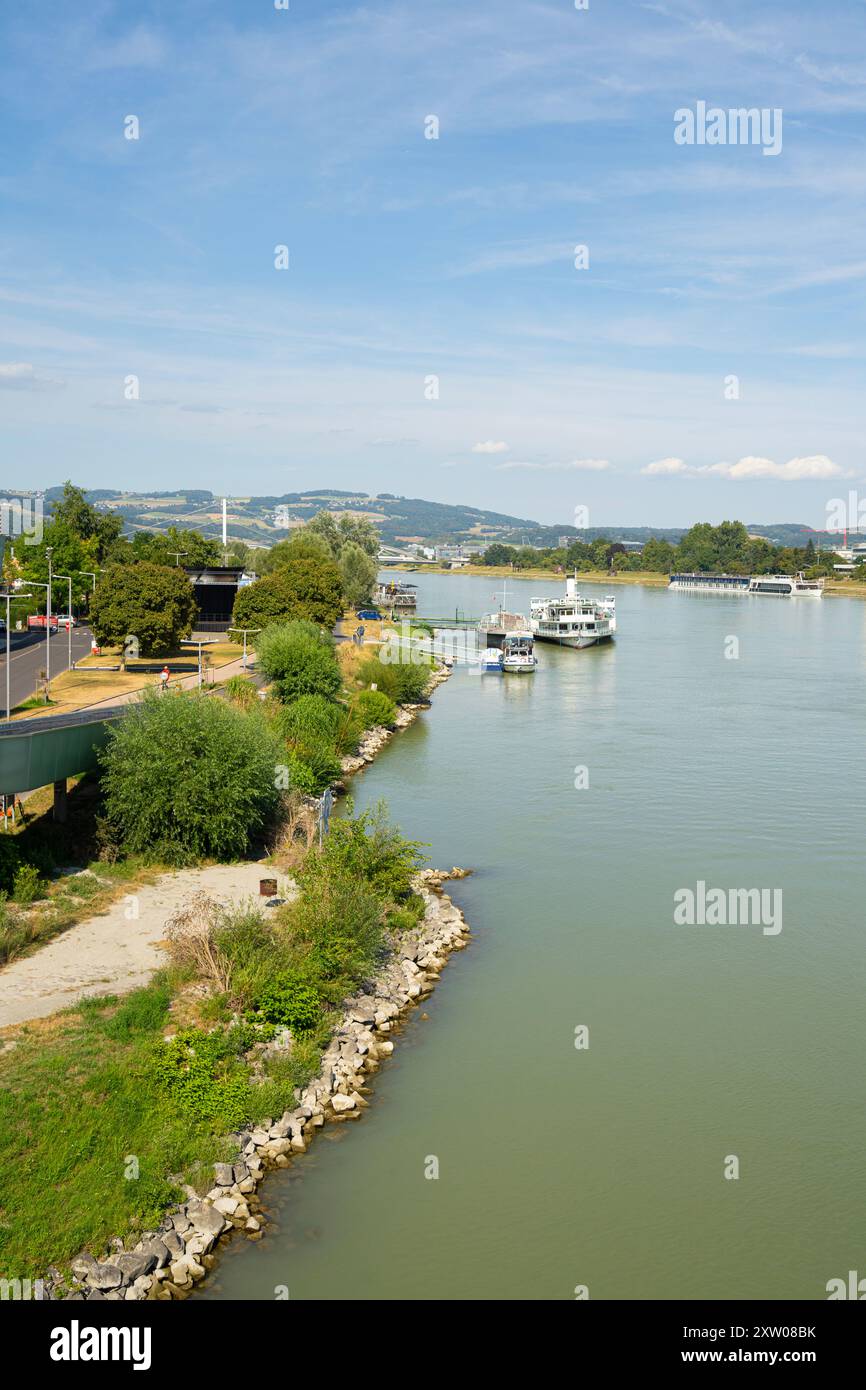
xmin=159 ymin=664 xmax=170 ymax=693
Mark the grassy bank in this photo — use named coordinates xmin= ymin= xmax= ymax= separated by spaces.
xmin=0 ymin=805 xmax=427 ymax=1280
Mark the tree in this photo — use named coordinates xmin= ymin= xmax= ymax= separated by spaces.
xmin=256 ymin=531 xmax=332 ymax=576
xmin=50 ymin=481 xmax=124 ymax=561
xmin=232 ymin=556 xmax=343 ymax=631
xmin=308 ymin=509 xmax=378 ymax=559
xmin=339 ymin=541 xmax=377 ymax=607
xmin=99 ymin=692 xmax=284 ymax=864
xmin=90 ymin=563 xmax=198 ymax=655
xmin=641 ymin=537 xmax=676 ymax=573
xmin=481 ymin=543 xmax=516 ymax=566
xmin=121 ymin=527 xmax=222 ymax=569
xmin=256 ymin=622 xmax=342 ymax=703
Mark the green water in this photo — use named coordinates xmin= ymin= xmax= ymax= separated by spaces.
xmin=206 ymin=573 xmax=866 ymax=1301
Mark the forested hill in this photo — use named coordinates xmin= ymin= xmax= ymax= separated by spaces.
xmin=31 ymin=487 xmax=832 ymax=551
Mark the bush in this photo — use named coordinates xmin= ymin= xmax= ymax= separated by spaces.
xmin=274 ymin=694 xmax=343 ymax=745
xmin=232 ymin=556 xmax=344 ymax=631
xmin=279 ymin=869 xmax=385 ymax=983
xmin=149 ymin=1026 xmax=259 ymax=1131
xmin=286 ymin=745 xmax=342 ymax=797
xmin=99 ymin=692 xmax=285 ymax=865
xmin=352 ymin=688 xmax=397 ymax=729
xmin=357 ymin=655 xmax=432 ymax=705
xmin=12 ymin=864 xmax=43 ymax=904
xmin=253 ymin=974 xmax=322 ymax=1033
xmin=302 ymin=801 xmax=425 ymax=903
xmin=223 ymin=675 xmax=259 ymax=709
xmin=257 ymin=624 xmax=342 ymax=704
xmin=0 ymin=838 xmax=22 ymax=896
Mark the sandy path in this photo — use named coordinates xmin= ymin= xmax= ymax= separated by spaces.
xmin=0 ymin=863 xmax=294 ymax=1030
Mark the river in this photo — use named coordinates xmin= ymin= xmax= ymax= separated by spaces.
xmin=205 ymin=572 xmax=866 ymax=1301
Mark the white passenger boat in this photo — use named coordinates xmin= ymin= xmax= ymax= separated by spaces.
xmin=482 ymin=647 xmax=503 ymax=671
xmin=530 ymin=576 xmax=615 ymax=648
xmin=598 ymin=594 xmax=617 ymax=632
xmin=500 ymin=631 xmax=537 ymax=673
xmin=748 ymin=572 xmax=824 ymax=597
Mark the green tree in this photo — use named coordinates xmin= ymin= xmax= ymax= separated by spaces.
xmin=481 ymin=543 xmax=516 ymax=566
xmin=339 ymin=541 xmax=377 ymax=607
xmin=232 ymin=556 xmax=343 ymax=631
xmin=257 ymin=531 xmax=333 ymax=576
xmin=99 ymin=692 xmax=284 ymax=864
xmin=257 ymin=622 xmax=343 ymax=703
xmin=90 ymin=563 xmax=197 ymax=655
xmin=50 ymin=481 xmax=124 ymax=561
xmin=641 ymin=537 xmax=676 ymax=573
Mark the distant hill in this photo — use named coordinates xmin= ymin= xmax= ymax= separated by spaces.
xmin=30 ymin=487 xmax=843 ymax=551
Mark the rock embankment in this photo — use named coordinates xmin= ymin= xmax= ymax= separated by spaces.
xmin=55 ymin=871 xmax=470 ymax=1302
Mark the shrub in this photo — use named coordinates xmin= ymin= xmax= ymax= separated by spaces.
xmin=223 ymin=675 xmax=259 ymax=709
xmin=0 ymin=838 xmax=22 ymax=896
xmin=358 ymin=655 xmax=432 ymax=705
xmin=99 ymin=692 xmax=285 ymax=865
xmin=12 ymin=864 xmax=43 ymax=904
xmin=279 ymin=869 xmax=385 ymax=982
xmin=274 ymin=694 xmax=343 ymax=745
xmin=257 ymin=624 xmax=342 ymax=704
xmin=352 ymin=688 xmax=396 ymax=729
xmin=149 ymin=1026 xmax=258 ymax=1131
xmin=303 ymin=801 xmax=425 ymax=903
xmin=286 ymin=745 xmax=342 ymax=797
xmin=253 ymin=974 xmax=322 ymax=1033
xmin=232 ymin=556 xmax=343 ymax=631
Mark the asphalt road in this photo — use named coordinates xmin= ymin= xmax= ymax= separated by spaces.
xmin=0 ymin=625 xmax=94 ymax=714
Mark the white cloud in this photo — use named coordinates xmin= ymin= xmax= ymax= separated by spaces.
xmin=709 ymin=454 xmax=847 ymax=481
xmin=642 ymin=454 xmax=849 ymax=481
xmin=641 ymin=457 xmax=688 ymax=475
xmin=472 ymin=440 xmax=510 ymax=454
xmin=0 ymin=362 xmax=34 ymax=379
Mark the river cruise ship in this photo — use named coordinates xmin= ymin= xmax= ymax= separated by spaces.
xmin=748 ymin=573 xmax=824 ymax=597
xmin=374 ymin=580 xmax=417 ymax=612
xmin=529 ymin=576 xmax=615 ymax=648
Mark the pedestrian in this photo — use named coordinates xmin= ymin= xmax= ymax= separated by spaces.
xmin=159 ymin=664 xmax=170 ymax=693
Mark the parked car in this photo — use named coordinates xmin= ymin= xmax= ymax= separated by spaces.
xmin=356 ymin=609 xmax=382 ymax=620
xmin=55 ymin=614 xmax=77 ymax=628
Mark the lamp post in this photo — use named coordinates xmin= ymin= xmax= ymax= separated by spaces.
xmin=76 ymin=570 xmax=97 ymax=592
xmin=228 ymin=627 xmax=261 ymax=671
xmin=54 ymin=573 xmax=74 ymax=672
xmin=168 ymin=552 xmax=188 ymax=567
xmin=45 ymin=546 xmax=53 ymax=692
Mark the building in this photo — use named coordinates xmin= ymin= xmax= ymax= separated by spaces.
xmin=184 ymin=566 xmax=250 ymax=632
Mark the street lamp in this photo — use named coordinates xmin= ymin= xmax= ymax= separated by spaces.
xmin=76 ymin=570 xmax=98 ymax=592
xmin=54 ymin=573 xmax=75 ymax=673
xmin=168 ymin=552 xmax=188 ymax=567
xmin=2 ymin=587 xmax=34 ymax=722
xmin=228 ymin=627 xmax=261 ymax=671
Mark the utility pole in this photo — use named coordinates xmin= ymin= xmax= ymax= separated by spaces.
xmin=45 ymin=545 xmax=53 ymax=694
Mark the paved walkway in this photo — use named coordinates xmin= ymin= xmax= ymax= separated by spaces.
xmin=0 ymin=862 xmax=293 ymax=1030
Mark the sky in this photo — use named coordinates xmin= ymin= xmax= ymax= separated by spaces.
xmin=1 ymin=0 xmax=866 ymax=530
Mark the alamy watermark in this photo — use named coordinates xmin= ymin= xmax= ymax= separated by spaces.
xmin=674 ymin=102 xmax=783 ymax=157
xmin=674 ymin=880 xmax=783 ymax=936
xmin=0 ymin=493 xmax=43 ymax=544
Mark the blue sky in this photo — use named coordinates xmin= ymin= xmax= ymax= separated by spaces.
xmin=2 ymin=0 xmax=865 ymax=528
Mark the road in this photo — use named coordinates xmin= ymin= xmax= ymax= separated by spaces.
xmin=0 ymin=625 xmax=94 ymax=714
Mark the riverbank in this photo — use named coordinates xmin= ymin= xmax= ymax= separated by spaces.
xmin=42 ymin=872 xmax=471 ymax=1301
xmin=396 ymin=564 xmax=866 ymax=600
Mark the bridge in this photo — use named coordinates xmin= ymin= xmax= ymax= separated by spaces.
xmin=0 ymin=705 xmax=126 ymax=821
xmin=377 ymin=546 xmax=439 ymax=565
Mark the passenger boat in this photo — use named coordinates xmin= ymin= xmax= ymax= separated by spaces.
xmin=529 ymin=576 xmax=615 ymax=648
xmin=748 ymin=572 xmax=824 ymax=597
xmin=500 ymin=631 xmax=537 ymax=673
xmin=374 ymin=580 xmax=418 ymax=612
xmin=481 ymin=647 xmax=504 ymax=671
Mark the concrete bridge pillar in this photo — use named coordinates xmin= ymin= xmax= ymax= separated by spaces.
xmin=53 ymin=778 xmax=68 ymax=823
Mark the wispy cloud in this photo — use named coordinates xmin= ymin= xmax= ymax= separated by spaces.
xmin=472 ymin=440 xmax=509 ymax=454
xmin=494 ymin=458 xmax=610 ymax=472
xmin=642 ymin=454 xmax=850 ymax=481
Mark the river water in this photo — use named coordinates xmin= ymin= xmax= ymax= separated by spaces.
xmin=206 ymin=572 xmax=866 ymax=1301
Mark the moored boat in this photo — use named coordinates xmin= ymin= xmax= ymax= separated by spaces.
xmin=530 ymin=575 xmax=615 ymax=648
xmin=500 ymin=631 xmax=537 ymax=673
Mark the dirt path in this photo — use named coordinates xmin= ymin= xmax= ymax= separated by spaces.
xmin=0 ymin=863 xmax=294 ymax=1031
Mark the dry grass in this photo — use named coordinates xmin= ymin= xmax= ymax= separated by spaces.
xmin=163 ymin=892 xmax=233 ymax=992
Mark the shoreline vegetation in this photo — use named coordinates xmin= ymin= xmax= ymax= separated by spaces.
xmin=0 ymin=606 xmax=463 ymax=1298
